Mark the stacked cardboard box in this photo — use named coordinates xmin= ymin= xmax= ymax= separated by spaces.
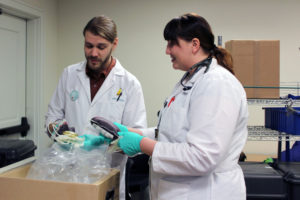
xmin=0 ymin=164 xmax=120 ymax=200
xmin=225 ymin=40 xmax=280 ymax=98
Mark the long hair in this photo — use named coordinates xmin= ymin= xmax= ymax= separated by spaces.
xmin=164 ymin=13 xmax=234 ymax=74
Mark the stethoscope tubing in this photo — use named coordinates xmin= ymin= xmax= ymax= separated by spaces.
xmin=180 ymin=56 xmax=212 ymax=91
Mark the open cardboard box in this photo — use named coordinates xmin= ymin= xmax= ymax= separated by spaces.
xmin=0 ymin=164 xmax=120 ymax=200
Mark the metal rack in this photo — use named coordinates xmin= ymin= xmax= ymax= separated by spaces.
xmin=245 ymin=82 xmax=300 ymax=98
xmin=247 ymin=99 xmax=300 ymax=105
xmin=247 ymin=94 xmax=300 ymax=161
xmin=247 ymin=126 xmax=300 ymax=141
xmin=247 ymin=126 xmax=298 ymax=161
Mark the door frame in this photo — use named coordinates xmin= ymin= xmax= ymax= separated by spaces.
xmin=0 ymin=0 xmax=43 ymax=157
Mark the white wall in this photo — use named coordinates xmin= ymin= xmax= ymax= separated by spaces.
xmin=3 ymin=0 xmax=299 ymax=157
xmin=57 ymin=0 xmax=300 ymax=124
xmin=0 ymin=0 xmax=59 ymax=155
xmin=39 ymin=0 xmax=59 ymax=152
xmin=24 ymin=0 xmax=60 ymax=154
xmin=56 ymin=0 xmax=300 ymax=156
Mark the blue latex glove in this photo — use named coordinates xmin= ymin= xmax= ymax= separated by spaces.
xmin=113 ymin=122 xmax=128 ymax=132
xmin=118 ymin=131 xmax=144 ymax=156
xmin=79 ymin=134 xmax=111 ymax=151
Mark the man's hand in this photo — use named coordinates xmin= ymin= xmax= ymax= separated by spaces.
xmin=47 ymin=120 xmax=75 ymax=138
xmin=79 ymin=134 xmax=111 ymax=151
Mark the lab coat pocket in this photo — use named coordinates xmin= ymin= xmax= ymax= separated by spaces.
xmin=157 ymin=179 xmax=189 ymax=200
xmin=159 ymin=105 xmax=187 ymax=142
xmin=212 ymin=169 xmax=246 ymax=200
xmin=104 ymin=99 xmax=126 ymax=122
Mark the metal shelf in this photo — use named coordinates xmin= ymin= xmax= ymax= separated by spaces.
xmin=245 ymin=82 xmax=300 ymax=96
xmin=246 ymin=83 xmax=300 ymax=161
xmin=247 ymin=126 xmax=300 ymax=141
xmin=246 ymin=82 xmax=300 ymax=105
xmin=247 ymin=99 xmax=300 ymax=105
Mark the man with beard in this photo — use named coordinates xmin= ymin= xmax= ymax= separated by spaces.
xmin=45 ymin=15 xmax=147 ymax=200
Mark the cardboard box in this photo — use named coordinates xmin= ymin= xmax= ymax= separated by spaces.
xmin=225 ymin=40 xmax=280 ymax=98
xmin=0 ymin=164 xmax=120 ymax=200
xmin=225 ymin=40 xmax=256 ymax=97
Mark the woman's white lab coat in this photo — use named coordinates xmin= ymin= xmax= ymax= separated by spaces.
xmin=144 ymin=58 xmax=248 ymax=200
xmin=45 ymin=59 xmax=147 ymax=200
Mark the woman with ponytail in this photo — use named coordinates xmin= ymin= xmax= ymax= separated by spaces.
xmin=102 ymin=13 xmax=249 ymax=200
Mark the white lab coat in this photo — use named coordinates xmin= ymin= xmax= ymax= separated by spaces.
xmin=46 ymin=59 xmax=147 ymax=200
xmin=143 ymin=58 xmax=248 ymax=200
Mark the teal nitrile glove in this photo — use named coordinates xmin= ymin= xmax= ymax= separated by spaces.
xmin=113 ymin=122 xmax=128 ymax=132
xmin=79 ymin=134 xmax=111 ymax=151
xmin=118 ymin=131 xmax=144 ymax=156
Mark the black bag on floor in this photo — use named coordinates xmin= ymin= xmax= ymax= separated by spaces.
xmin=239 ymin=162 xmax=288 ymax=200
xmin=276 ymin=162 xmax=300 ymax=200
xmin=0 ymin=139 xmax=36 ymax=167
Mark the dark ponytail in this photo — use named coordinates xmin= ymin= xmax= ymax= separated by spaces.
xmin=212 ymin=46 xmax=234 ymax=75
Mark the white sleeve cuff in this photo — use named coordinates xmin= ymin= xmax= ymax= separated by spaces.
xmin=140 ymin=127 xmax=156 ymax=139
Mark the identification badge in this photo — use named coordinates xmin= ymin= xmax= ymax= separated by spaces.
xmin=70 ymin=90 xmax=79 ymax=101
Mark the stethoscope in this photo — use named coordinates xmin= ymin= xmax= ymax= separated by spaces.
xmin=180 ymin=56 xmax=212 ymax=91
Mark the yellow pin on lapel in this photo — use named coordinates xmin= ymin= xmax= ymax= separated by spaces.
xmin=117 ymin=88 xmax=122 ymax=96
xmin=116 ymin=88 xmax=122 ymax=101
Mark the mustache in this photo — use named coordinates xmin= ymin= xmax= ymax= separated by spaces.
xmin=87 ymin=56 xmax=102 ymax=62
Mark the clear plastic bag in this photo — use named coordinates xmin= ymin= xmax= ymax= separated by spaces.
xmin=27 ymin=143 xmax=113 ymax=184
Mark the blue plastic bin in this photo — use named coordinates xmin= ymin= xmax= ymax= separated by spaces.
xmin=278 ymin=108 xmax=288 ymax=132
xmin=263 ymin=107 xmax=300 ymax=135
xmin=263 ymin=107 xmax=287 ymax=132
xmin=286 ymin=108 xmax=300 ymax=135
xmin=264 ymin=108 xmax=272 ymax=129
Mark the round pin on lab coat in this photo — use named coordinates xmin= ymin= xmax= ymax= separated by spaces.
xmin=70 ymin=90 xmax=79 ymax=101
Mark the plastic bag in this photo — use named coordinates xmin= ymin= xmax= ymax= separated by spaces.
xmin=27 ymin=143 xmax=112 ymax=184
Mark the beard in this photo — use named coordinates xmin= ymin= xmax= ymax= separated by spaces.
xmin=86 ymin=49 xmax=112 ymax=73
